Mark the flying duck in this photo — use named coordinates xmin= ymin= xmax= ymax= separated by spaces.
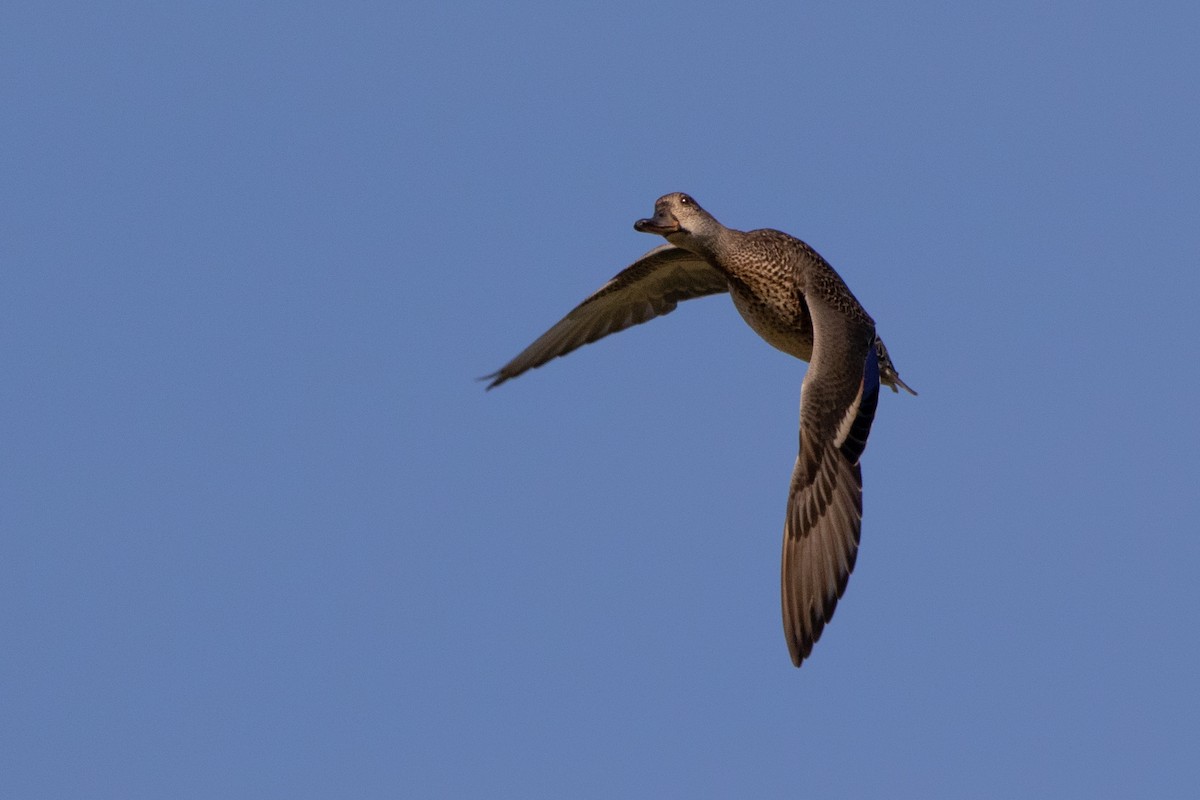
xmin=487 ymin=193 xmax=915 ymax=667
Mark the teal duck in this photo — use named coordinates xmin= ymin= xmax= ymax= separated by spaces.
xmin=488 ymin=193 xmax=915 ymax=667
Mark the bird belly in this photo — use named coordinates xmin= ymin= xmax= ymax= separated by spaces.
xmin=730 ymin=290 xmax=814 ymax=363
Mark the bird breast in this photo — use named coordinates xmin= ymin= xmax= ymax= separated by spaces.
xmin=729 ymin=286 xmax=815 ymax=363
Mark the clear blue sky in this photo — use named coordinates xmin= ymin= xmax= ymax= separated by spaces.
xmin=4 ymin=2 xmax=1198 ymax=797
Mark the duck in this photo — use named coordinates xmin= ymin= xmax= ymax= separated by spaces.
xmin=487 ymin=192 xmax=915 ymax=667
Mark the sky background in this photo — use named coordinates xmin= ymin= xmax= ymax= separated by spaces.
xmin=3 ymin=2 xmax=1199 ymax=797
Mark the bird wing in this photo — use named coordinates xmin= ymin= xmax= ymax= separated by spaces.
xmin=485 ymin=245 xmax=728 ymax=389
xmin=781 ymin=301 xmax=880 ymax=667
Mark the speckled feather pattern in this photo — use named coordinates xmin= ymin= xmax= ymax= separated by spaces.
xmin=713 ymin=229 xmax=873 ymax=362
xmin=488 ymin=193 xmax=914 ymax=667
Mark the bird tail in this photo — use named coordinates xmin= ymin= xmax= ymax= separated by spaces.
xmin=874 ymin=337 xmax=917 ymax=396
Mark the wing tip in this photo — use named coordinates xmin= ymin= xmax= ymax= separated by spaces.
xmin=784 ymin=609 xmax=827 ymax=669
xmin=479 ymin=371 xmax=505 ymax=391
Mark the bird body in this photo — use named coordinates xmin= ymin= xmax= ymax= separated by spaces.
xmin=488 ymin=193 xmax=914 ymax=667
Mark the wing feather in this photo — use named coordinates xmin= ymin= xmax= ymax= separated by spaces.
xmin=485 ymin=245 xmax=728 ymax=389
xmin=781 ymin=301 xmax=880 ymax=667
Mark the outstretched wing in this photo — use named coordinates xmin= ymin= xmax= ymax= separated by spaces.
xmin=485 ymin=245 xmax=728 ymax=389
xmin=781 ymin=306 xmax=880 ymax=667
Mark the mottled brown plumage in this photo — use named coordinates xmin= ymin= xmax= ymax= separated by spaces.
xmin=488 ymin=193 xmax=914 ymax=667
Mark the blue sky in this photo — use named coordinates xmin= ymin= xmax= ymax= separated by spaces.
xmin=4 ymin=2 xmax=1199 ymax=797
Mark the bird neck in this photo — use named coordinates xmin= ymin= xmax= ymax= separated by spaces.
xmin=672 ymin=226 xmax=739 ymax=265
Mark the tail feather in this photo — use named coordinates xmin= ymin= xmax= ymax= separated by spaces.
xmin=874 ymin=336 xmax=917 ymax=396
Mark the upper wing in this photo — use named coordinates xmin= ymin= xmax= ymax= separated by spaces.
xmin=781 ymin=302 xmax=880 ymax=667
xmin=485 ymin=245 xmax=728 ymax=389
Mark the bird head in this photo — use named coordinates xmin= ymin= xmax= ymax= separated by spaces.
xmin=634 ymin=193 xmax=722 ymax=252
